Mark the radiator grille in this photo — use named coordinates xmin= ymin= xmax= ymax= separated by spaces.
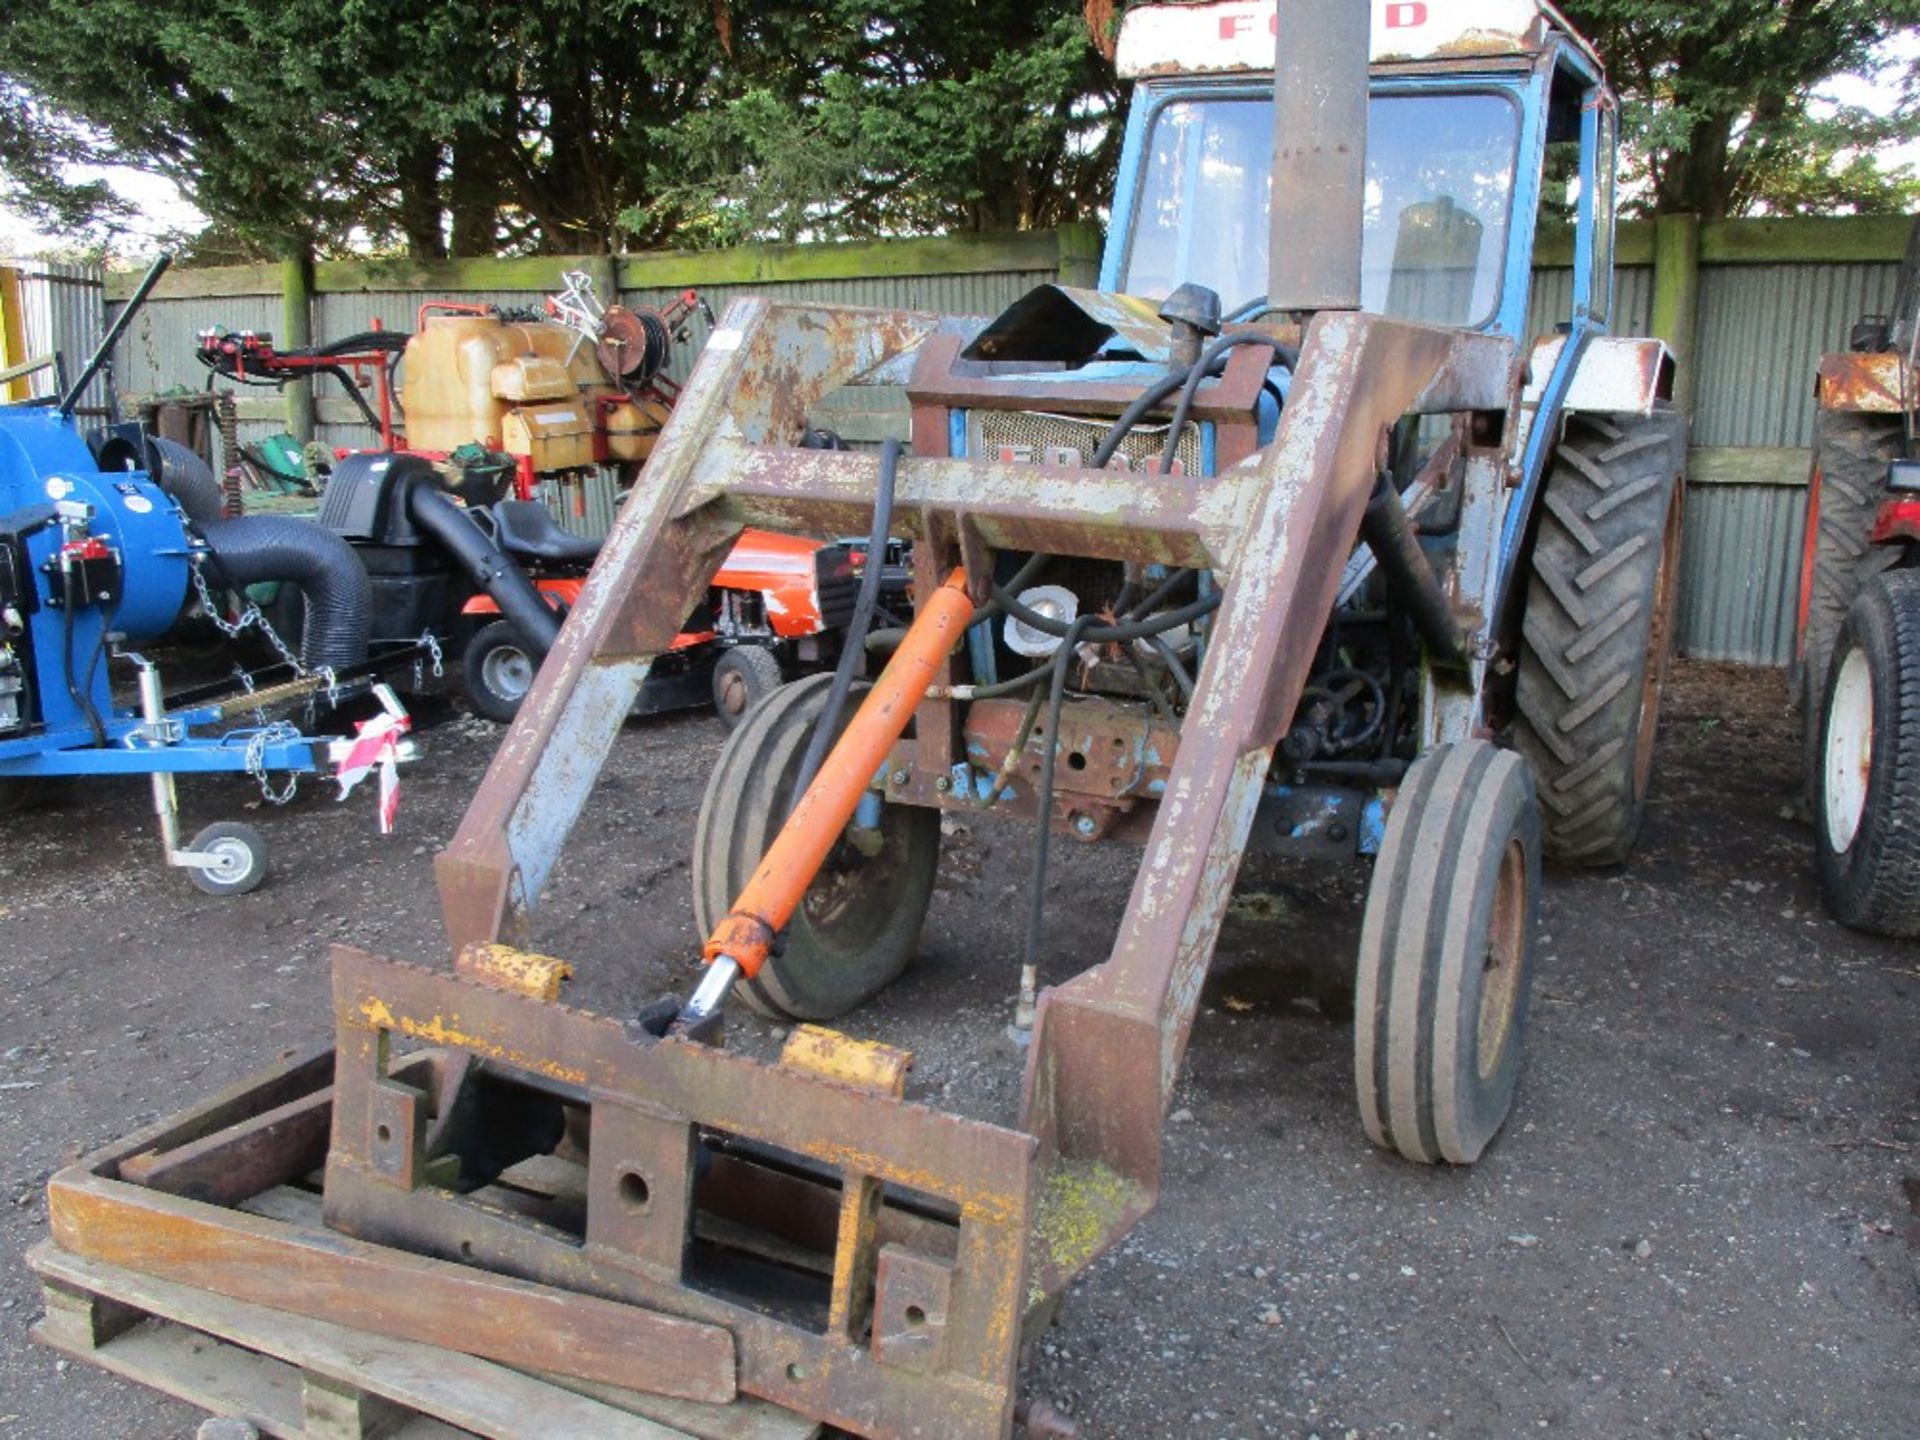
xmin=966 ymin=409 xmax=1205 ymax=477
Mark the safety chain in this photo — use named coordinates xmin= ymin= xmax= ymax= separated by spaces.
xmin=245 ymin=720 xmax=303 ymax=805
xmin=421 ymin=630 xmax=444 ymax=679
xmin=191 ymin=563 xmax=307 ymax=677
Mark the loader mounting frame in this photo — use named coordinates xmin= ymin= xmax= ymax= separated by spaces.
xmin=44 ymin=295 xmax=1516 ymax=1439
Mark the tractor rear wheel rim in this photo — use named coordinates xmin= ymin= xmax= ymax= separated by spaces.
xmin=1824 ymin=646 xmax=1874 ymax=854
xmin=1477 ymin=838 xmax=1528 ymax=1078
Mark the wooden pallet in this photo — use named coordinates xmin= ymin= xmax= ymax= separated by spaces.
xmin=29 ymin=1240 xmax=820 ymax=1440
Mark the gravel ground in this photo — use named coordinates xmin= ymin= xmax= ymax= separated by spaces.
xmin=0 ymin=660 xmax=1915 ymax=1439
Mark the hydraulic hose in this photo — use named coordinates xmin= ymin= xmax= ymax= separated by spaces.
xmin=405 ymin=484 xmax=561 ymax=658
xmin=791 ymin=437 xmax=902 ymax=804
xmin=198 ymin=516 xmax=372 ymax=671
xmin=1359 ymin=471 xmax=1469 ymax=669
xmin=1157 ymin=332 xmax=1298 ymax=476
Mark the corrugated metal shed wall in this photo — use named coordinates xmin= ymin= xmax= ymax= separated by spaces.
xmin=1683 ymin=261 xmax=1900 ymax=663
xmin=97 ymin=246 xmax=1906 ymax=665
xmin=8 ymin=261 xmax=109 ymax=415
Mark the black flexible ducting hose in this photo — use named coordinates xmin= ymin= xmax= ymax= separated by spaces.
xmin=792 ymin=437 xmax=901 ymax=806
xmin=405 ymin=484 xmax=562 ymax=658
xmin=198 ymin=516 xmax=372 ymax=670
xmin=146 ymin=435 xmax=225 ymax=526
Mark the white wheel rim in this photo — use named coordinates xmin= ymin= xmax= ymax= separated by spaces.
xmin=483 ymin=645 xmax=534 ymax=700
xmin=210 ymin=838 xmax=252 ymax=883
xmin=1824 ymin=646 xmax=1874 ymax=853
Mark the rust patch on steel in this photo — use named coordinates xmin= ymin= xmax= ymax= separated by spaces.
xmin=1818 ymin=351 xmax=1911 ymax=414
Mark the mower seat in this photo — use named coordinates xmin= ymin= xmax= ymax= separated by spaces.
xmin=489 ymin=500 xmax=602 ymax=565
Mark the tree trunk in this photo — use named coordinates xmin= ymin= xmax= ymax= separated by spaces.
xmin=448 ymin=133 xmax=502 ymax=257
xmin=395 ymin=142 xmax=447 ymax=259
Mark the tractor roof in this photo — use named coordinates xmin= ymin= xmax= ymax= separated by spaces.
xmin=1115 ymin=0 xmax=1597 ymax=80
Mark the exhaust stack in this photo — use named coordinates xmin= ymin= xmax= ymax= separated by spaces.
xmin=1267 ymin=0 xmax=1369 ymax=314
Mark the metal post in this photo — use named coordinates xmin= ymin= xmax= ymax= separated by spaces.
xmin=1267 ymin=0 xmax=1370 ymax=314
xmin=282 ymin=248 xmax=316 ymax=445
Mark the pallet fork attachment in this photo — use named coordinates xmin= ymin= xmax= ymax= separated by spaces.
xmin=40 ymin=293 xmax=1514 ymax=1439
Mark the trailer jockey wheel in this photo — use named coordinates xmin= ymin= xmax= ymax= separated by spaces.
xmin=1355 ymin=741 xmax=1541 ymax=1165
xmin=693 ymin=674 xmax=941 ymax=1020
xmin=710 ymin=645 xmax=785 ymax=729
xmin=1814 ymin=571 xmax=1920 ymax=936
xmin=187 ymin=821 xmax=269 ymax=897
xmin=462 ymin=620 xmax=537 ymax=724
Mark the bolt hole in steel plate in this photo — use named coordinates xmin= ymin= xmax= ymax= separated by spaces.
xmin=1067 ymin=751 xmax=1088 ymax=771
xmin=904 ymin=1304 xmax=928 ymax=1327
xmin=374 ymin=1123 xmax=393 ymax=1144
xmin=1477 ymin=839 xmax=1528 ymax=1080
xmin=1825 ymin=647 xmax=1875 ymax=853
xmin=617 ymin=1168 xmax=652 ymax=1213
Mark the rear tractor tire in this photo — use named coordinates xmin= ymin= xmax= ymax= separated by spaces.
xmin=1356 ymin=741 xmax=1541 ymax=1166
xmin=692 ymin=674 xmax=941 ymax=1020
xmin=1800 ymin=410 xmax=1906 ymax=718
xmin=1813 ymin=571 xmax=1920 ymax=936
xmin=1514 ymin=410 xmax=1686 ymax=866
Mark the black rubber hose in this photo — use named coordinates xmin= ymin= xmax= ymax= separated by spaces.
xmin=792 ymin=437 xmax=901 ymax=805
xmin=146 ymin=435 xmax=224 ymax=526
xmin=990 ymin=583 xmax=1221 ymax=644
xmin=199 ymin=516 xmax=373 ymax=670
xmin=1157 ymin=332 xmax=1298 ymax=476
xmin=1023 ymin=615 xmax=1095 ymax=991
xmin=405 ymin=484 xmax=561 ymax=658
xmin=1359 ymin=472 xmax=1469 ymax=669
xmin=62 ymin=600 xmax=106 ymax=745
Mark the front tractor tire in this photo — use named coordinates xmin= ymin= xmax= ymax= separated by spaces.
xmin=1356 ymin=741 xmax=1542 ymax=1166
xmin=1814 ymin=571 xmax=1920 ymax=936
xmin=1514 ymin=410 xmax=1686 ymax=865
xmin=693 ymin=674 xmax=941 ymax=1021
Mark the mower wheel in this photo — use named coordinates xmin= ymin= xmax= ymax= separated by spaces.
xmin=187 ymin=821 xmax=269 ymax=897
xmin=1355 ymin=741 xmax=1540 ymax=1166
xmin=1514 ymin=409 xmax=1686 ymax=865
xmin=711 ymin=645 xmax=784 ymax=729
xmin=693 ymin=674 xmax=941 ymax=1020
xmin=463 ymin=620 xmax=537 ymax=724
xmin=1814 ymin=571 xmax=1920 ymax=936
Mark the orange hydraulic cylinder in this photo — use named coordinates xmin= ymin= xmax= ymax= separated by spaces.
xmin=703 ymin=568 xmax=972 ymax=980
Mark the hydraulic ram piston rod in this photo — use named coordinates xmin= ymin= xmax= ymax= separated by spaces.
xmin=681 ymin=567 xmax=974 ymax=1027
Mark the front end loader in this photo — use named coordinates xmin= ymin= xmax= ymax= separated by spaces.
xmin=33 ymin=4 xmax=1687 ymax=1436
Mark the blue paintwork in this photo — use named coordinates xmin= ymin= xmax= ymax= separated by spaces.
xmin=0 ymin=404 xmax=328 ymax=787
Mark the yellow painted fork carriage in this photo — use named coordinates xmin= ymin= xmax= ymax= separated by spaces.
xmin=33 ymin=292 xmax=1522 ymax=1439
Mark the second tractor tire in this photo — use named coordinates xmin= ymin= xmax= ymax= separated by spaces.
xmin=692 ymin=674 xmax=941 ymax=1020
xmin=1513 ymin=410 xmax=1686 ymax=865
xmin=1813 ymin=570 xmax=1920 ymax=936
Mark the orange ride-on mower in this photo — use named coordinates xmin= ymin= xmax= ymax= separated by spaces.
xmin=198 ymin=273 xmax=871 ymax=726
xmin=34 ymin=5 xmax=1686 ymax=1437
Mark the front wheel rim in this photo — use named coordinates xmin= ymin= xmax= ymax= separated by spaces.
xmin=1824 ymin=646 xmax=1875 ymax=853
xmin=209 ymin=839 xmax=253 ymax=885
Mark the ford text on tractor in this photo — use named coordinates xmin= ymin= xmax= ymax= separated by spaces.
xmin=32 ymin=5 xmax=1687 ymax=1437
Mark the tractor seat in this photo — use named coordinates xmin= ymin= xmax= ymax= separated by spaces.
xmin=488 ymin=500 xmax=602 ymax=564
